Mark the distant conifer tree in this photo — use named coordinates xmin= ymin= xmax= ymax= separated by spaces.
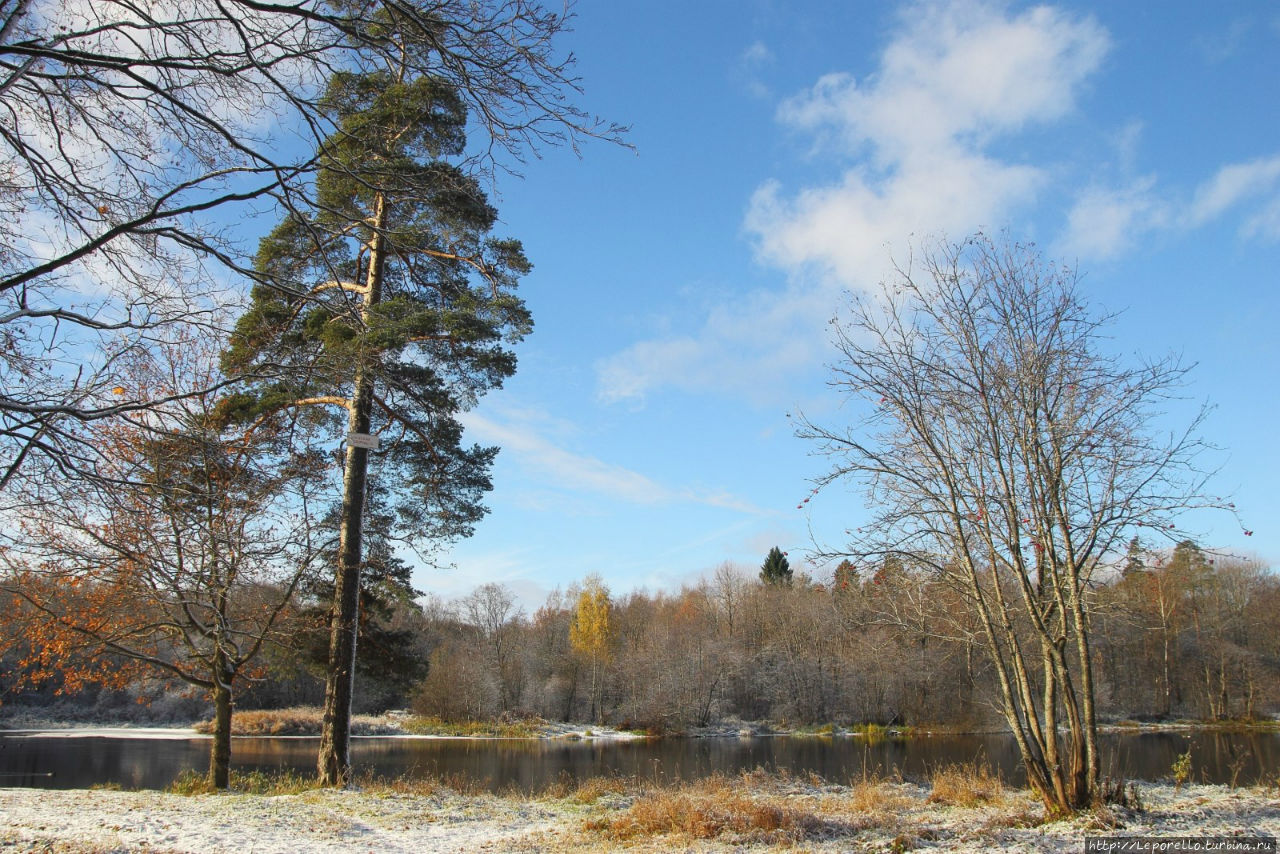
xmin=1123 ymin=536 xmax=1145 ymax=576
xmin=760 ymin=546 xmax=793 ymax=586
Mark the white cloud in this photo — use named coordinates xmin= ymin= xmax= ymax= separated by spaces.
xmin=735 ymin=40 xmax=776 ymax=99
xmin=1243 ymin=197 xmax=1280 ymax=242
xmin=465 ymin=411 xmax=670 ymax=503
xmin=1196 ymin=17 xmax=1253 ymax=64
xmin=598 ymin=0 xmax=1109 ymax=404
xmin=417 ymin=546 xmax=556 ymax=611
xmin=757 ymin=0 xmax=1107 ymax=274
xmin=595 ymin=278 xmax=828 ymax=405
xmin=779 ymin=1 xmax=1107 ymax=158
xmin=1187 ymin=156 xmax=1280 ymax=227
xmin=1061 ymin=154 xmax=1280 ymax=257
xmin=744 ymin=41 xmax=772 ymax=63
xmin=748 ymin=151 xmax=1043 ymax=282
xmin=462 ymin=410 xmax=765 ymax=514
xmin=1059 ymin=178 xmax=1165 ymax=259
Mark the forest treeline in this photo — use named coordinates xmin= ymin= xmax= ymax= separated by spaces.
xmin=5 ymin=540 xmax=1275 ymax=730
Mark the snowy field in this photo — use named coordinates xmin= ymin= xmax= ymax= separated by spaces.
xmin=1 ymin=780 xmax=1276 ymax=853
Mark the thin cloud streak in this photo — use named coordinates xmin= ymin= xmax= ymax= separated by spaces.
xmin=462 ymin=412 xmax=766 ymax=514
xmin=1059 ymin=154 xmax=1280 ymax=259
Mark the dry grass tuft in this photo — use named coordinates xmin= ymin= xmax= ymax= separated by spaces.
xmin=351 ymin=772 xmax=452 ymax=797
xmin=569 ymin=774 xmax=629 ymax=804
xmin=848 ymin=778 xmax=914 ymax=814
xmin=1079 ymin=802 xmax=1127 ymax=831
xmin=737 ymin=765 xmax=782 ymax=790
xmin=166 ymin=768 xmax=314 ymax=796
xmin=194 ymin=707 xmax=400 ymax=736
xmin=586 ymin=774 xmax=840 ymax=843
xmin=402 ymin=715 xmax=541 ymax=738
xmin=193 ymin=707 xmax=323 ymax=736
xmin=979 ymin=804 xmax=1044 ymax=831
xmin=927 ymin=763 xmax=1004 ymax=807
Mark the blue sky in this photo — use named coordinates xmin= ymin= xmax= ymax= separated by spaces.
xmin=421 ymin=0 xmax=1280 ymax=607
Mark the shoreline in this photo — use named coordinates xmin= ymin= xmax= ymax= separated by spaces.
xmin=2 ymin=716 xmax=1276 ymax=741
xmin=0 ymin=722 xmax=647 ymax=741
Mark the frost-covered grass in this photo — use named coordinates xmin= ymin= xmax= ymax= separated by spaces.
xmin=926 ymin=762 xmax=1005 ymax=806
xmin=5 ymin=767 xmax=1276 ymax=853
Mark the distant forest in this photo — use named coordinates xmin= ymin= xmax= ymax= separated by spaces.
xmin=4 ymin=540 xmax=1275 ymax=730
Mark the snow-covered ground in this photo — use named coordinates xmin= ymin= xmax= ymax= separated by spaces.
xmin=1 ymin=781 xmax=1275 ymax=852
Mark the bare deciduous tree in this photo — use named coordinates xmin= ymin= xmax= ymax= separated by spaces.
xmin=799 ymin=234 xmax=1219 ymax=814
xmin=0 ymin=330 xmax=325 ymax=788
xmin=462 ymin=583 xmax=524 ymax=712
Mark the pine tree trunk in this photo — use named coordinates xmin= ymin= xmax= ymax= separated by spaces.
xmin=316 ymin=433 xmax=368 ymax=784
xmin=318 ymin=194 xmax=387 ymax=786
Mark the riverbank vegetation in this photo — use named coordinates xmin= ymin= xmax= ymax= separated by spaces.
xmin=3 ymin=540 xmax=1277 ymax=737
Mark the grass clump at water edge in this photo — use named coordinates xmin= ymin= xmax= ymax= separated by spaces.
xmin=165 ymin=767 xmax=483 ymax=797
xmin=166 ymin=767 xmax=315 ymax=796
xmin=192 ymin=706 xmax=402 ymax=736
xmin=401 ymin=715 xmax=542 ymax=738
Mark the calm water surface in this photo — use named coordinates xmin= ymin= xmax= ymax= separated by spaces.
xmin=0 ymin=730 xmax=1275 ymax=791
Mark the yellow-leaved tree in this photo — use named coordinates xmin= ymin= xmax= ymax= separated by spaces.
xmin=569 ymin=575 xmax=613 ymax=724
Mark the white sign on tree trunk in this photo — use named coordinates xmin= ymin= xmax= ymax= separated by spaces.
xmin=345 ymin=432 xmax=380 ymax=450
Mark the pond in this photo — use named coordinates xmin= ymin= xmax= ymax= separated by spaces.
xmin=0 ymin=729 xmax=1275 ymax=792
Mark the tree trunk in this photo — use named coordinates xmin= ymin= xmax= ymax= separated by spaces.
xmin=1068 ymin=581 xmax=1100 ymax=804
xmin=562 ymin=662 xmax=578 ymax=722
xmin=318 ymin=193 xmax=388 ymax=787
xmin=209 ymin=676 xmax=233 ymax=790
xmin=316 ymin=437 xmax=367 ymax=784
xmin=589 ymin=657 xmax=599 ymax=724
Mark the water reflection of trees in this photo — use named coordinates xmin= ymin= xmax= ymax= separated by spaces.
xmin=3 ymin=731 xmax=1278 ymax=791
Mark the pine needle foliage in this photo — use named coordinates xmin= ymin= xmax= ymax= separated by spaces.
xmin=222 ymin=40 xmax=532 ymax=783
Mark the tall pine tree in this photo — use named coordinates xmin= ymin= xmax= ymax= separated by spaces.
xmin=223 ymin=59 xmax=531 ymax=783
